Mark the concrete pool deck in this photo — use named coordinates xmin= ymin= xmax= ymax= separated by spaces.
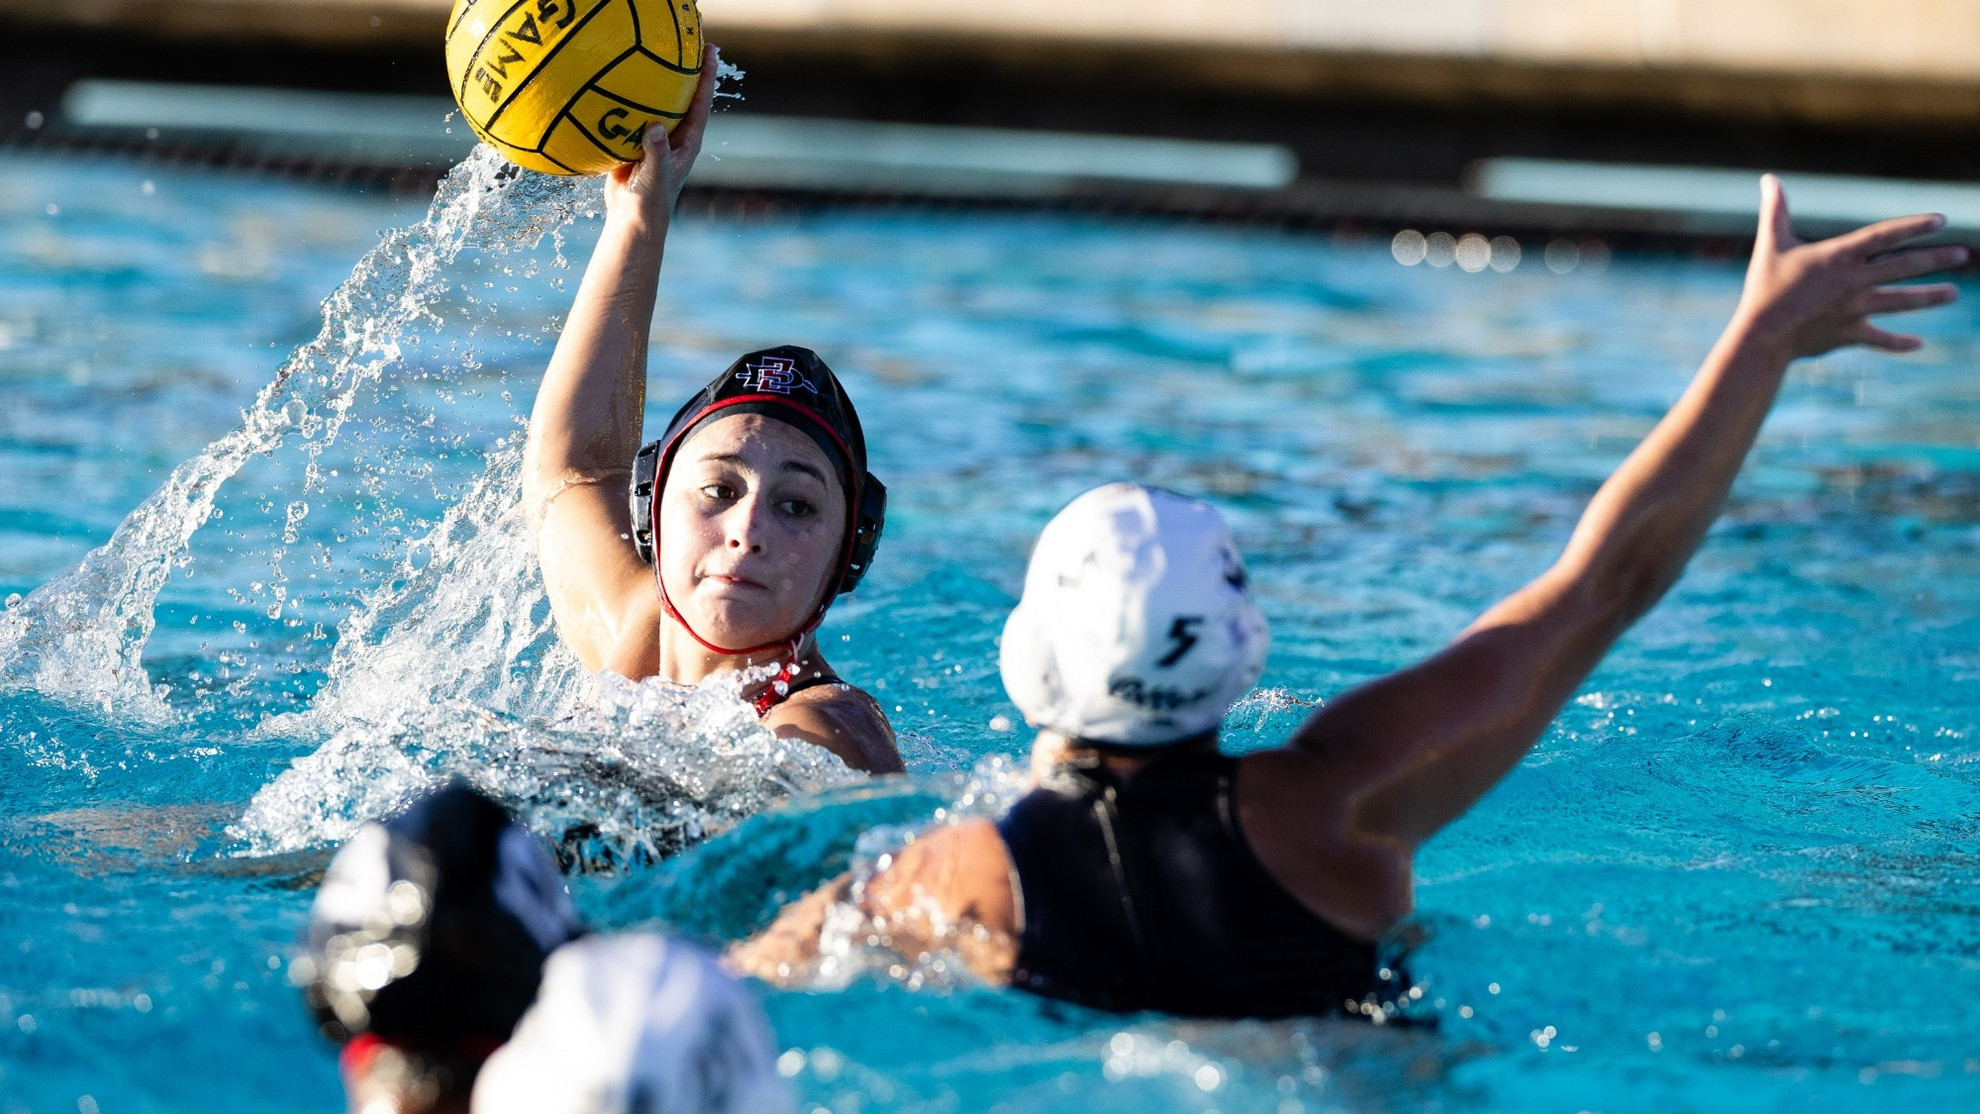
xmin=5 ymin=0 xmax=1980 ymax=128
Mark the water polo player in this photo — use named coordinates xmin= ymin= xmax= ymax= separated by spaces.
xmin=296 ymin=786 xmax=585 ymax=1111
xmin=521 ymin=52 xmax=901 ymax=774
xmin=732 ymin=181 xmax=1966 ymax=1017
xmin=299 ymin=785 xmax=790 ymax=1114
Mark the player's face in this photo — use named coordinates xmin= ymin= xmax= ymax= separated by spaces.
xmin=657 ymin=414 xmax=847 ymax=652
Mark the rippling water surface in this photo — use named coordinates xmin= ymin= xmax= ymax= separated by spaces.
xmin=2 ymin=150 xmax=1977 ymax=1112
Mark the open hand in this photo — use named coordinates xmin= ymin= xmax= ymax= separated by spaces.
xmin=603 ymin=43 xmax=720 ymax=229
xmin=1735 ymin=174 xmax=1967 ymax=359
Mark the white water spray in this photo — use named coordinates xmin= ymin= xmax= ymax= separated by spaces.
xmin=4 ymin=133 xmax=862 ymax=858
xmin=0 ymin=149 xmax=581 ymax=722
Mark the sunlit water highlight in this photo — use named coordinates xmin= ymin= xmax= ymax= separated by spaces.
xmin=1 ymin=150 xmax=1978 ymax=1112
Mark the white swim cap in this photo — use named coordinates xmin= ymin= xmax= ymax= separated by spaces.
xmin=472 ymin=934 xmax=792 ymax=1114
xmin=999 ymin=484 xmax=1268 ymax=748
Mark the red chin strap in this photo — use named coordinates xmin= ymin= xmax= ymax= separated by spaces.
xmin=340 ymin=1032 xmax=389 ymax=1077
xmin=656 ymin=574 xmax=824 ymax=659
xmin=340 ymin=1032 xmax=505 ymax=1077
xmin=656 ymin=576 xmax=825 ymax=716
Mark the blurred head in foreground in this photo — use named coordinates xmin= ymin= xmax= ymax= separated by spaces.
xmin=473 ymin=933 xmax=790 ymax=1114
xmin=296 ymin=785 xmax=583 ymax=1113
xmin=297 ymin=785 xmax=790 ymax=1114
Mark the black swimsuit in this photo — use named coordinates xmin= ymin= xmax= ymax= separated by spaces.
xmin=996 ymin=750 xmax=1401 ymax=1019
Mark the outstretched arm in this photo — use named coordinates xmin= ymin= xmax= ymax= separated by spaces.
xmin=521 ymin=49 xmax=718 ymax=673
xmin=1264 ymin=178 xmax=1965 ymax=862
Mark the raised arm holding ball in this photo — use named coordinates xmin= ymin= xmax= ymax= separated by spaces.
xmin=521 ymin=50 xmax=902 ymax=775
xmin=732 ymin=181 xmax=1965 ymax=1017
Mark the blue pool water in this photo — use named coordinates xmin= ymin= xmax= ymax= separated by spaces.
xmin=2 ymin=149 xmax=1979 ymax=1112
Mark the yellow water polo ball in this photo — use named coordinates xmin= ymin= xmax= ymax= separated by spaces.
xmin=445 ymin=0 xmax=703 ymax=176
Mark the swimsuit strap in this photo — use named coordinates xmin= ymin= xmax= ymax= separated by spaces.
xmin=749 ymin=645 xmax=843 ymax=717
xmin=778 ymin=672 xmax=845 ymax=700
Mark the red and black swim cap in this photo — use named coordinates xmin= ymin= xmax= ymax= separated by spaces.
xmin=630 ymin=346 xmax=887 ymax=610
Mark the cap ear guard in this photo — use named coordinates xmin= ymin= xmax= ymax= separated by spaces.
xmin=629 ymin=438 xmax=662 ymax=565
xmin=839 ymin=472 xmax=886 ymax=594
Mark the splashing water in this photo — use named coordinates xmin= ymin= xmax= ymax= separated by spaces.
xmin=229 ymin=433 xmax=868 ymax=860
xmin=0 ymin=141 xmax=869 ymax=859
xmin=751 ymin=755 xmax=1033 ymax=993
xmin=271 ymin=439 xmax=586 ymax=730
xmin=0 ymin=149 xmax=585 ymax=723
xmin=234 ymin=669 xmax=860 ymax=865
